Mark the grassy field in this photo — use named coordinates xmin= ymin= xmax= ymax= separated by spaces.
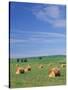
xmin=10 ymin=55 xmax=66 ymax=88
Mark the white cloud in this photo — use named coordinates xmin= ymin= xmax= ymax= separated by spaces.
xmin=53 ymin=19 xmax=66 ymax=28
xmin=10 ymin=31 xmax=65 ymax=44
xmin=12 ymin=30 xmax=65 ymax=37
xmin=10 ymin=39 xmax=27 ymax=43
xmin=43 ymin=6 xmax=60 ymax=19
xmin=32 ymin=5 xmax=66 ymax=28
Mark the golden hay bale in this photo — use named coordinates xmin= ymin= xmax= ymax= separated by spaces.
xmin=19 ymin=68 xmax=25 ymax=74
xmin=49 ymin=71 xmax=55 ymax=78
xmin=61 ymin=64 xmax=66 ymax=68
xmin=24 ymin=67 xmax=28 ymax=72
xmin=16 ymin=65 xmax=20 ymax=74
xmin=26 ymin=64 xmax=31 ymax=71
xmin=27 ymin=66 xmax=31 ymax=71
xmin=27 ymin=67 xmax=31 ymax=71
xmin=52 ymin=67 xmax=60 ymax=76
xmin=48 ymin=67 xmax=60 ymax=78
xmin=16 ymin=65 xmax=25 ymax=74
xmin=38 ymin=64 xmax=43 ymax=69
xmin=16 ymin=69 xmax=20 ymax=74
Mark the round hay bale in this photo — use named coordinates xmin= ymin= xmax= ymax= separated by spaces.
xmin=48 ymin=67 xmax=60 ymax=78
xmin=49 ymin=71 xmax=55 ymax=78
xmin=52 ymin=67 xmax=60 ymax=76
xmin=19 ymin=68 xmax=25 ymax=74
xmin=38 ymin=64 xmax=43 ymax=69
xmin=16 ymin=69 xmax=20 ymax=74
xmin=16 ymin=64 xmax=25 ymax=74
xmin=27 ymin=67 xmax=31 ymax=71
xmin=24 ymin=68 xmax=28 ymax=72
xmin=61 ymin=64 xmax=66 ymax=68
xmin=16 ymin=64 xmax=20 ymax=74
xmin=27 ymin=64 xmax=31 ymax=71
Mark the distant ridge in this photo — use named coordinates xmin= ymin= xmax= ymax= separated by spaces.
xmin=10 ymin=55 xmax=66 ymax=60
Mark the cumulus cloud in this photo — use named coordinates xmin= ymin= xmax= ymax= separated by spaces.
xmin=32 ymin=5 xmax=66 ymax=28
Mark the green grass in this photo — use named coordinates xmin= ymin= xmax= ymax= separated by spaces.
xmin=10 ymin=55 xmax=66 ymax=88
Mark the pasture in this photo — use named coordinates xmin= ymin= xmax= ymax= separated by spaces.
xmin=10 ymin=55 xmax=66 ymax=88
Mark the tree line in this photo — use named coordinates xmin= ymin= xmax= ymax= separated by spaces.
xmin=17 ymin=58 xmax=28 ymax=62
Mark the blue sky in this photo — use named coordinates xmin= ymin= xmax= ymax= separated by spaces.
xmin=10 ymin=2 xmax=66 ymax=58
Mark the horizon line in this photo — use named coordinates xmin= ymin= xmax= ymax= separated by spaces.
xmin=10 ymin=54 xmax=66 ymax=59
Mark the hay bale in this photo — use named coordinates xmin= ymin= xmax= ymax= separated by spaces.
xmin=19 ymin=68 xmax=24 ymax=74
xmin=48 ymin=67 xmax=60 ymax=78
xmin=49 ymin=71 xmax=55 ymax=78
xmin=38 ymin=64 xmax=43 ymax=69
xmin=16 ymin=65 xmax=20 ymax=74
xmin=24 ymin=67 xmax=28 ymax=72
xmin=16 ymin=68 xmax=20 ymax=74
xmin=61 ymin=64 xmax=66 ymax=68
xmin=16 ymin=65 xmax=25 ymax=74
xmin=28 ymin=67 xmax=31 ymax=71
xmin=52 ymin=67 xmax=60 ymax=76
xmin=27 ymin=64 xmax=31 ymax=71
